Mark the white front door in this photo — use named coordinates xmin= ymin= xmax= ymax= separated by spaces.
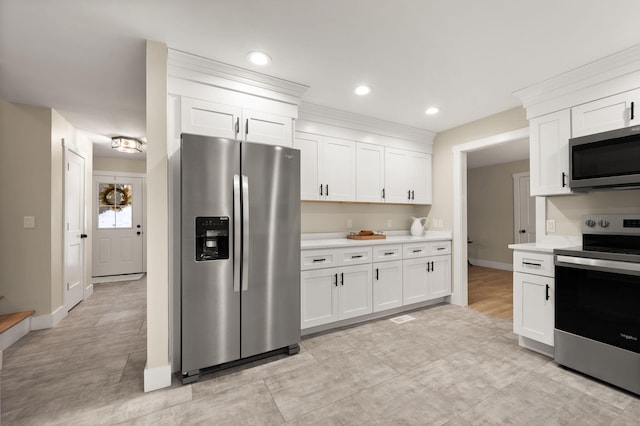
xmin=64 ymin=149 xmax=86 ymax=311
xmin=513 ymin=172 xmax=536 ymax=243
xmin=92 ymin=175 xmax=144 ymax=276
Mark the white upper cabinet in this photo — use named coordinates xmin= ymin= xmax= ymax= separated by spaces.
xmin=529 ymin=109 xmax=572 ymax=196
xmin=323 ymin=137 xmax=356 ymax=201
xmin=409 ymin=151 xmax=432 ymax=204
xmin=294 ymin=133 xmax=356 ymax=201
xmin=242 ymin=109 xmax=293 ymax=146
xmin=356 ymin=143 xmax=385 ymax=202
xmin=295 ymin=133 xmax=322 ymax=200
xmin=181 ymin=97 xmax=241 ymax=139
xmin=571 ymin=88 xmax=640 ymax=137
xmin=180 ymin=97 xmax=294 ymax=146
xmin=385 ymin=148 xmax=432 ymax=204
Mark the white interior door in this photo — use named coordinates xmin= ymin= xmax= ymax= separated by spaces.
xmin=65 ymin=149 xmax=86 ymax=310
xmin=513 ymin=172 xmax=536 ymax=243
xmin=93 ymin=174 xmax=144 ymax=276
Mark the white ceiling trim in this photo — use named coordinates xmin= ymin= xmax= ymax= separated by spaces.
xmin=514 ymin=44 xmax=640 ymax=118
xmin=298 ymin=102 xmax=435 ymax=145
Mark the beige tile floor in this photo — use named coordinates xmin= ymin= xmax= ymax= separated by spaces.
xmin=2 ymin=276 xmax=639 ymax=425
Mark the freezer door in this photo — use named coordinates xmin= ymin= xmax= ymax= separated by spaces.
xmin=241 ymin=142 xmax=301 ymax=358
xmin=181 ymin=134 xmax=240 ymax=373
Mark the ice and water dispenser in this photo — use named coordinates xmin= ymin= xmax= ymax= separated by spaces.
xmin=195 ymin=216 xmax=229 ymax=261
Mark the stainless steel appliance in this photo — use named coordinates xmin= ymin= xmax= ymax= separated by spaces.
xmin=554 ymin=214 xmax=640 ymax=395
xmin=181 ymin=134 xmax=300 ymax=384
xmin=569 ymin=124 xmax=640 ymax=191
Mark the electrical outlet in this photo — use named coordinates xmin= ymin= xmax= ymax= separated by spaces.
xmin=23 ymin=216 xmax=35 ymax=229
xmin=546 ymin=219 xmax=556 ymax=233
xmin=346 ymin=219 xmax=353 ymax=229
xmin=387 ymin=219 xmax=392 ymax=228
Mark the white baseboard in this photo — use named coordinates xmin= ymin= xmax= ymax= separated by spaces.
xmin=31 ymin=305 xmax=67 ymax=330
xmin=0 ymin=317 xmax=31 ymax=351
xmin=468 ymin=258 xmax=513 ymax=271
xmin=85 ymin=283 xmax=94 ymax=298
xmin=144 ymin=362 xmax=172 ymax=392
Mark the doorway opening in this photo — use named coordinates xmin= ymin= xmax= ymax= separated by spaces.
xmin=450 ymin=127 xmax=532 ymax=310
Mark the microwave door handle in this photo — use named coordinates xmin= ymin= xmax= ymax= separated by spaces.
xmin=233 ymin=175 xmax=241 ymax=293
xmin=241 ymin=175 xmax=249 ymax=292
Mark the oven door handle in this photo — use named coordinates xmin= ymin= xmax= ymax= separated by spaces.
xmin=555 ymin=255 xmax=640 ymax=276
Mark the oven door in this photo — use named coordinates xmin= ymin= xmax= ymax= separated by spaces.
xmin=555 ymin=255 xmax=640 ymax=354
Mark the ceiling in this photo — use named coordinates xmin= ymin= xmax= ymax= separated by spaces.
xmin=467 ymin=138 xmax=529 ymax=169
xmin=2 ymin=0 xmax=640 ymax=160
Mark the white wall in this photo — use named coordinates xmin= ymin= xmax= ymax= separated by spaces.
xmin=94 ymin=157 xmax=145 ymax=174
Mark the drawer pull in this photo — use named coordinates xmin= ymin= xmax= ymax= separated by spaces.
xmin=522 ymin=261 xmax=542 ymax=267
xmin=312 ymin=258 xmax=327 ymax=263
xmin=412 ymin=249 xmax=422 ymax=253
xmin=436 ymin=247 xmax=445 ymax=251
xmin=351 ymin=255 xmax=363 ymax=259
xmin=384 ymin=252 xmax=395 ymax=255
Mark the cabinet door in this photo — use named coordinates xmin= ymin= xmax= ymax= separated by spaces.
xmin=571 ymin=88 xmax=640 ymax=137
xmin=409 ymin=152 xmax=432 ymax=204
xmin=301 ymin=268 xmax=338 ymax=329
xmin=294 ymin=133 xmax=322 ymax=201
xmin=529 ymin=109 xmax=572 ymax=196
xmin=356 ymin=143 xmax=385 ymax=202
xmin=373 ymin=260 xmax=403 ymax=312
xmin=384 ymin=148 xmax=411 ymax=203
xmin=402 ymin=258 xmax=429 ymax=305
xmin=181 ymin=97 xmax=240 ymax=139
xmin=337 ymin=264 xmax=372 ymax=320
xmin=513 ymin=271 xmax=554 ymax=346
xmin=242 ymin=109 xmax=293 ymax=147
xmin=428 ymin=255 xmax=451 ymax=298
xmin=323 ymin=137 xmax=356 ymax=201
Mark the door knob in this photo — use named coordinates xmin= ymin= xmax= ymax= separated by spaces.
xmin=80 ymin=233 xmax=88 ymax=239
xmin=137 ymin=231 xmax=142 ymax=235
xmin=519 ymin=229 xmax=526 ymax=234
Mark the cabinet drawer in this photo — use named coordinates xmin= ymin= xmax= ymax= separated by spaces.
xmin=403 ymin=242 xmax=429 ymax=259
xmin=337 ymin=246 xmax=372 ymax=267
xmin=301 ymin=249 xmax=338 ymax=271
xmin=372 ymin=245 xmax=402 ymax=262
xmin=427 ymin=241 xmax=451 ymax=256
xmin=513 ymin=251 xmax=554 ymax=277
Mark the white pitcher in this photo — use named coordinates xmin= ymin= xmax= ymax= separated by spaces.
xmin=410 ymin=217 xmax=429 ymax=236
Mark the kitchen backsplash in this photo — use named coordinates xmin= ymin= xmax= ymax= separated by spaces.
xmin=547 ymin=189 xmax=640 ymax=235
xmin=301 ymin=201 xmax=430 ymax=233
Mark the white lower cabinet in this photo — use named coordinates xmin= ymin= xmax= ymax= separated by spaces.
xmin=373 ymin=260 xmax=403 ymax=312
xmin=513 ymin=272 xmax=554 ymax=346
xmin=337 ymin=264 xmax=373 ymax=320
xmin=512 ymin=250 xmax=555 ymax=348
xmin=301 ymin=240 xmax=451 ymax=331
xmin=301 ymin=267 xmax=338 ymax=329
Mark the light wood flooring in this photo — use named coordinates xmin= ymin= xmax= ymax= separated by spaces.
xmin=467 ymin=265 xmax=513 ymax=320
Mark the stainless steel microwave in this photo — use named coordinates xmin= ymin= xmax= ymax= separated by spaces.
xmin=569 ymin=125 xmax=640 ymax=191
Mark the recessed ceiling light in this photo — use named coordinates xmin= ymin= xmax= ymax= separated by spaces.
xmin=247 ymin=51 xmax=271 ymax=66
xmin=355 ymin=85 xmax=372 ymax=96
xmin=425 ymin=107 xmax=440 ymax=115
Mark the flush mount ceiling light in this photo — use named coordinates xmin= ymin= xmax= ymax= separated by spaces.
xmin=355 ymin=85 xmax=372 ymax=96
xmin=111 ymin=136 xmax=142 ymax=153
xmin=425 ymin=107 xmax=440 ymax=115
xmin=247 ymin=51 xmax=271 ymax=66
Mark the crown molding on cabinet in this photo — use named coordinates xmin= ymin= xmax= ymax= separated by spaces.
xmin=168 ymin=49 xmax=309 ymax=106
xmin=298 ymin=102 xmax=435 ymax=146
xmin=513 ymin=44 xmax=640 ymax=118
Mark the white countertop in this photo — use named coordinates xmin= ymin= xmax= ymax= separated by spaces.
xmin=301 ymin=230 xmax=452 ymax=250
xmin=507 ymin=237 xmax=582 ymax=253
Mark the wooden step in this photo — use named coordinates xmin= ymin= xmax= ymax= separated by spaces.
xmin=0 ymin=310 xmax=35 ymax=334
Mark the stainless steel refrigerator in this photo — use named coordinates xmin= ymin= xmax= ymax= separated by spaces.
xmin=180 ymin=134 xmax=300 ymax=384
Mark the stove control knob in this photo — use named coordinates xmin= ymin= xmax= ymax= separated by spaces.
xmin=599 ymin=219 xmax=610 ymax=228
xmin=585 ymin=219 xmax=596 ymax=228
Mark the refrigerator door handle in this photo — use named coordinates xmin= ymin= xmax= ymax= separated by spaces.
xmin=241 ymin=175 xmax=249 ymax=292
xmin=233 ymin=175 xmax=241 ymax=293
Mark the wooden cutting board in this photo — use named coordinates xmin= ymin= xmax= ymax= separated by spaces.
xmin=346 ymin=234 xmax=386 ymax=240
